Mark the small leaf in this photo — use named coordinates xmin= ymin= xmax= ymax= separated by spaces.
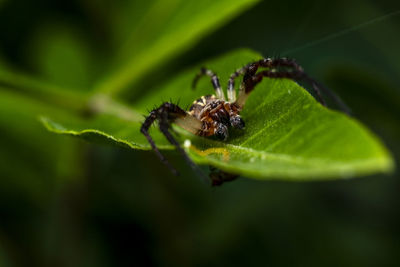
xmin=42 ymin=49 xmax=395 ymax=180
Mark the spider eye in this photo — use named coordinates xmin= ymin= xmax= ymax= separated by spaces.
xmin=230 ymin=116 xmax=245 ymax=129
xmin=215 ymin=124 xmax=228 ymax=141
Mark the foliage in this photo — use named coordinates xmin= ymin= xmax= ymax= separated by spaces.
xmin=41 ymin=49 xmax=393 ymax=180
xmin=1 ymin=0 xmax=400 ymax=266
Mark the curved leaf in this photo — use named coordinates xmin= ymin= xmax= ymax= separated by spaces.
xmin=42 ymin=49 xmax=395 ymax=180
xmin=95 ymin=0 xmax=260 ymax=96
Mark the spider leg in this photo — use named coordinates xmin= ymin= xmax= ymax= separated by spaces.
xmin=141 ymin=109 xmax=179 ymax=175
xmin=192 ymin=67 xmax=225 ymax=100
xmin=256 ymin=58 xmax=327 ymax=104
xmin=158 ymin=120 xmax=208 ymax=184
xmin=227 ymin=61 xmax=278 ymax=103
xmin=227 ymin=67 xmax=248 ymax=102
xmin=235 ymin=58 xmax=351 ymax=114
xmin=209 ymin=166 xmax=239 ymax=186
xmin=235 ymin=68 xmax=323 ymax=109
xmin=301 ymin=73 xmax=352 ymax=115
xmin=141 ymin=102 xmax=209 ymax=184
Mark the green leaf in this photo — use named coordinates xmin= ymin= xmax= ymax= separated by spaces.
xmin=42 ymin=49 xmax=395 ymax=180
xmin=95 ymin=0 xmax=260 ymax=96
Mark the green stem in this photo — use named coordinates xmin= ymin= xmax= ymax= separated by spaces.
xmin=87 ymin=93 xmax=143 ymax=122
xmin=0 ymin=69 xmax=142 ymax=122
xmin=0 ymin=69 xmax=89 ymax=112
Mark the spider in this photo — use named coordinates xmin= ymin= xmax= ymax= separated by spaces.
xmin=141 ymin=58 xmax=349 ymax=185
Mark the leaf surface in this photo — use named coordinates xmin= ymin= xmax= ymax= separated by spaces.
xmin=42 ymin=49 xmax=395 ymax=180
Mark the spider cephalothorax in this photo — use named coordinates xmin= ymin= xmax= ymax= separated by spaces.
xmin=188 ymin=95 xmax=244 ymax=140
xmin=140 ymin=58 xmax=348 ymax=185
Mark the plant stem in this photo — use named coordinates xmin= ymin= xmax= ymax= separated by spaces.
xmin=0 ymin=69 xmax=143 ymax=122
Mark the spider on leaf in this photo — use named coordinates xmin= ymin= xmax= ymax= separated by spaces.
xmin=141 ymin=58 xmax=349 ymax=186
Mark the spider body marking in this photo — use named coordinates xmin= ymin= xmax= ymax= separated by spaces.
xmin=188 ymin=94 xmax=244 ymax=140
xmin=140 ymin=58 xmax=349 ymax=185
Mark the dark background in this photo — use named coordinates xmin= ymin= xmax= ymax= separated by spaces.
xmin=0 ymin=0 xmax=399 ymax=266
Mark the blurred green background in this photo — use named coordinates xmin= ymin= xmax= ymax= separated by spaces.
xmin=0 ymin=0 xmax=399 ymax=266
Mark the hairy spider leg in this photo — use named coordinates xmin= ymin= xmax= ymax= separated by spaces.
xmin=236 ymin=69 xmax=323 ymax=109
xmin=301 ymin=72 xmax=352 ymax=115
xmin=234 ymin=58 xmax=350 ymax=114
xmin=231 ymin=58 xmax=322 ymax=107
xmin=192 ymin=67 xmax=225 ymax=100
xmin=141 ymin=108 xmax=177 ymax=175
xmin=141 ymin=102 xmax=208 ymax=183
